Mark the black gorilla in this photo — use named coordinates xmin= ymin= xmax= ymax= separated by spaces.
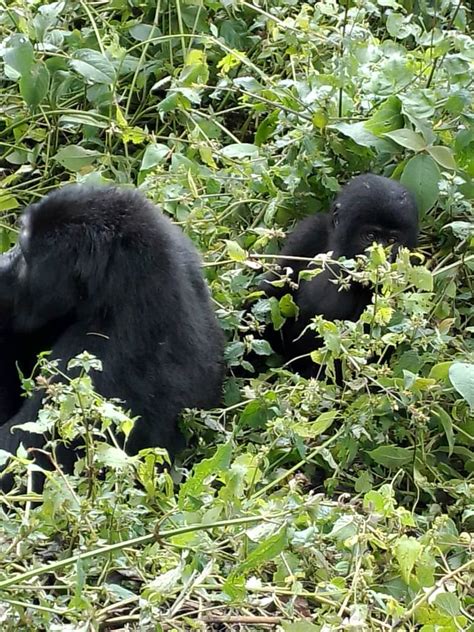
xmin=258 ymin=174 xmax=419 ymax=377
xmin=0 ymin=185 xmax=224 ymax=484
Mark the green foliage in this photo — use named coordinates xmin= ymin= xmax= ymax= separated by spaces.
xmin=0 ymin=0 xmax=473 ymax=629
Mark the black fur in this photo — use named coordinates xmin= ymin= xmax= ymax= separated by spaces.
xmin=259 ymin=174 xmax=419 ymax=376
xmin=0 ymin=185 xmax=224 ymax=484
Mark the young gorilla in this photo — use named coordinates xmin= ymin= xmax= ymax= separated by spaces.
xmin=258 ymin=174 xmax=419 ymax=377
xmin=0 ymin=186 xmax=224 ymax=488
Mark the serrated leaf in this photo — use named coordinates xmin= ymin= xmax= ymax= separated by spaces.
xmin=427 ymin=145 xmax=457 ymax=170
xmin=383 ymin=129 xmax=427 ymax=151
xmin=449 ymin=362 xmax=474 ymax=409
xmin=408 ymin=266 xmax=433 ymax=291
xmin=400 ymin=154 xmax=440 ymax=215
xmin=70 ymin=49 xmax=116 ymax=84
xmin=251 ymin=339 xmax=273 ymax=356
xmin=368 ymin=446 xmax=413 ymax=468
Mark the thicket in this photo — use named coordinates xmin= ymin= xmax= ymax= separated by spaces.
xmin=0 ymin=1 xmax=472 ymax=630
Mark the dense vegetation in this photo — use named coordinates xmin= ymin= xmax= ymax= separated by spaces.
xmin=0 ymin=0 xmax=472 ymax=629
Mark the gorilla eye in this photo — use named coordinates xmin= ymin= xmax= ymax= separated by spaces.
xmin=366 ymin=232 xmax=375 ymax=241
xmin=387 ymin=237 xmax=396 ymax=245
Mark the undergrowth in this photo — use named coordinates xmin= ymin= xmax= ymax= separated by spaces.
xmin=0 ymin=0 xmax=472 ymax=629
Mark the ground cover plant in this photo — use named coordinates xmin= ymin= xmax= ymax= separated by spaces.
xmin=0 ymin=0 xmax=472 ymax=629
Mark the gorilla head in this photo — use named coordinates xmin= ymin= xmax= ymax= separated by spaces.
xmin=329 ymin=174 xmax=419 ymax=259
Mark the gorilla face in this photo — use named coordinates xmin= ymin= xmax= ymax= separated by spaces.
xmin=0 ymin=212 xmax=83 ymax=332
xmin=330 ymin=174 xmax=419 ymax=259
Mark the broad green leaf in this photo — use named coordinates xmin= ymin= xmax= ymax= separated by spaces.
xmin=368 ymin=446 xmax=414 ymax=468
xmin=394 ymin=535 xmax=422 ymax=583
xmin=293 ymin=410 xmax=338 ymax=438
xmin=140 ymin=143 xmax=169 ymax=170
xmin=429 ymin=362 xmax=452 ymax=382
xmin=408 ymin=266 xmax=433 ymax=291
xmin=70 ymin=49 xmax=116 ymax=84
xmin=0 ymin=193 xmax=20 ymax=212
xmin=251 ymin=339 xmax=273 ymax=356
xmin=221 ymin=143 xmax=259 ymax=159
xmin=435 ymin=592 xmax=461 ymax=616
xmin=383 ymin=129 xmax=427 ymax=152
xmin=59 ymin=113 xmax=108 ymax=128
xmin=400 ymin=154 xmax=440 ymax=214
xmin=53 ymin=145 xmax=101 ymax=171
xmin=279 ymin=293 xmax=298 ymax=318
xmin=2 ymin=34 xmax=34 ymax=76
xmin=427 ymin=145 xmax=457 ymax=170
xmin=235 ymin=528 xmax=287 ymax=576
xmin=364 ymin=96 xmax=403 ymax=136
xmin=19 ymin=62 xmax=50 ymax=107
xmin=449 ymin=362 xmax=474 ymax=408
xmin=224 ymin=239 xmax=247 ymax=261
xmin=331 ymin=121 xmax=380 ymax=148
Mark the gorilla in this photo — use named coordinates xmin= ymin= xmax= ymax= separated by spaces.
xmin=0 ymin=185 xmax=224 ymax=487
xmin=257 ymin=174 xmax=419 ymax=377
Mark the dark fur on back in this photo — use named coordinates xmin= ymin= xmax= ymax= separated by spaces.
xmin=0 ymin=186 xmax=224 ymax=484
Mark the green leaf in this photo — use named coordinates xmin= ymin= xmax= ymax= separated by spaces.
xmin=383 ymin=129 xmax=427 ymax=152
xmin=331 ymin=121 xmax=381 ymax=148
xmin=426 ymin=145 xmax=457 ymax=170
xmin=435 ymin=592 xmax=461 ymax=617
xmin=224 ymin=239 xmax=247 ymax=262
xmin=293 ymin=410 xmax=338 ymax=438
xmin=400 ymin=154 xmax=440 ymax=215
xmin=221 ymin=143 xmax=259 ymax=159
xmin=429 ymin=362 xmax=452 ymax=383
xmin=2 ymin=34 xmax=34 ymax=76
xmin=70 ymin=49 xmax=116 ymax=84
xmin=364 ymin=96 xmax=403 ymax=136
xmin=53 ymin=145 xmax=101 ymax=171
xmin=368 ymin=446 xmax=414 ymax=468
xmin=251 ymin=339 xmax=273 ymax=356
xmin=19 ymin=62 xmax=50 ymax=107
xmin=140 ymin=143 xmax=170 ymax=170
xmin=255 ymin=111 xmax=278 ymax=146
xmin=408 ymin=266 xmax=433 ymax=291
xmin=235 ymin=528 xmax=287 ymax=576
xmin=449 ymin=362 xmax=474 ymax=409
xmin=432 ymin=405 xmax=454 ymax=456
xmin=178 ymin=442 xmax=232 ymax=508
xmin=394 ymin=535 xmax=422 ymax=583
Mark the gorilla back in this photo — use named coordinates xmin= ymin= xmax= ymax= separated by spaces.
xmin=0 ymin=185 xmax=224 ymax=480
